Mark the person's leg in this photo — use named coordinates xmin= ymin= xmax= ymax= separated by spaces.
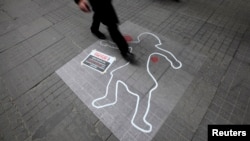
xmin=90 ymin=13 xmax=106 ymax=39
xmin=107 ymin=24 xmax=128 ymax=54
xmin=90 ymin=13 xmax=100 ymax=31
xmin=106 ymin=23 xmax=135 ymax=62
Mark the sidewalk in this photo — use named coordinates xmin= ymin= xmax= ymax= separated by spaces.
xmin=0 ymin=0 xmax=249 ymax=141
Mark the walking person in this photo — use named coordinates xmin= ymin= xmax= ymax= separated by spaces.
xmin=74 ymin=0 xmax=135 ymax=62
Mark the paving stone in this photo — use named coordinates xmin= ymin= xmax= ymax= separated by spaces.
xmin=0 ymin=29 xmax=25 ymax=52
xmin=0 ymin=10 xmax=15 ymax=35
xmin=18 ymin=17 xmax=52 ymax=38
xmin=23 ymin=27 xmax=64 ymax=56
xmin=2 ymin=0 xmax=39 ymax=18
xmin=31 ymin=104 xmax=73 ymax=140
xmin=179 ymin=0 xmax=217 ymax=21
xmin=191 ymin=126 xmax=207 ymax=141
xmin=158 ymin=13 xmax=205 ymax=38
xmin=207 ymin=0 xmax=250 ymax=27
xmin=2 ymin=59 xmax=44 ymax=99
xmin=34 ymin=38 xmax=81 ymax=76
xmin=170 ymin=78 xmax=217 ymax=132
xmin=106 ymin=134 xmax=119 ymax=141
xmin=53 ymin=14 xmax=91 ymax=35
xmin=94 ymin=121 xmax=112 ymax=140
xmin=33 ymin=0 xmax=70 ymax=15
xmin=44 ymin=4 xmax=76 ymax=24
xmin=0 ymin=42 xmax=31 ymax=75
xmin=0 ymin=97 xmax=30 ymax=141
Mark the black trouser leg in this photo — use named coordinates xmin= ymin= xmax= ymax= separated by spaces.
xmin=91 ymin=13 xmax=101 ymax=32
xmin=107 ymin=24 xmax=129 ymax=55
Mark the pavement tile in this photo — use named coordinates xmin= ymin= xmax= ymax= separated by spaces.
xmin=18 ymin=17 xmax=52 ymax=38
xmin=0 ymin=29 xmax=25 ymax=52
xmin=2 ymin=59 xmax=44 ymax=99
xmin=23 ymin=27 xmax=64 ymax=56
xmin=0 ymin=42 xmax=31 ymax=75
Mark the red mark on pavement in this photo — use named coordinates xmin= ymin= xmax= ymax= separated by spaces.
xmin=124 ymin=35 xmax=133 ymax=42
xmin=151 ymin=56 xmax=159 ymax=63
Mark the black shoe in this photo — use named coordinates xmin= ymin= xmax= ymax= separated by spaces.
xmin=121 ymin=52 xmax=135 ymax=63
xmin=91 ymin=30 xmax=106 ymax=39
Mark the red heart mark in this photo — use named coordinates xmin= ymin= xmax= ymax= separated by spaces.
xmin=124 ymin=35 xmax=133 ymax=42
xmin=151 ymin=56 xmax=159 ymax=63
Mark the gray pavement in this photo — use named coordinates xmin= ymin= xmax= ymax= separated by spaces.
xmin=0 ymin=0 xmax=250 ymax=141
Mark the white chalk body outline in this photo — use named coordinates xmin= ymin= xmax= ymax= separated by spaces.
xmin=92 ymin=32 xmax=182 ymax=133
